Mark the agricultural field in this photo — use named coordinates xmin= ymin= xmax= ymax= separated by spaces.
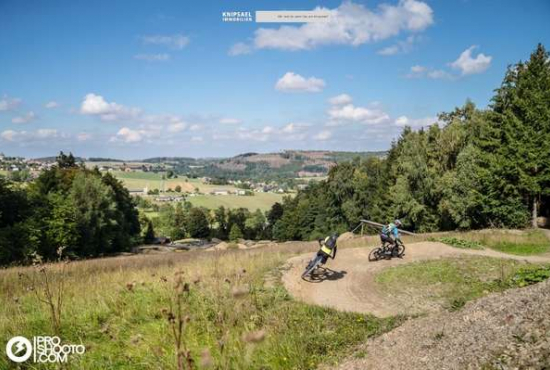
xmin=111 ymin=171 xmax=226 ymax=193
xmin=113 ymin=171 xmax=287 ymax=211
xmin=187 ymin=193 xmax=285 ymax=212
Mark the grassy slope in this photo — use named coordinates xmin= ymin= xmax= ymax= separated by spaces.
xmin=375 ymin=256 xmax=548 ymax=310
xmin=436 ymin=229 xmax=550 ymax=255
xmin=0 ymin=244 xmax=399 ymax=370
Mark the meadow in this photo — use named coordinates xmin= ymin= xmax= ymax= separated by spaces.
xmin=2 ymin=229 xmax=549 ymax=369
xmin=0 ymin=240 xmax=401 ymax=370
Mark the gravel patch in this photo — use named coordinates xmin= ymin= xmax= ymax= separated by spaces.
xmin=332 ymin=280 xmax=550 ymax=370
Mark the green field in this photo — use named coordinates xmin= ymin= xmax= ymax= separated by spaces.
xmin=112 ymin=171 xmax=238 ymax=193
xmin=188 ymin=193 xmax=285 ymax=212
xmin=113 ymin=171 xmax=287 ymax=211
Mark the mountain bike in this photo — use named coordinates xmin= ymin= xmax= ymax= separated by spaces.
xmin=368 ymin=241 xmax=405 ymax=262
xmin=301 ymin=254 xmax=325 ymax=279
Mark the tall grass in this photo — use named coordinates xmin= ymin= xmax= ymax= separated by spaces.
xmin=0 ymin=241 xmax=398 ymax=369
xmin=439 ymin=229 xmax=550 ymax=255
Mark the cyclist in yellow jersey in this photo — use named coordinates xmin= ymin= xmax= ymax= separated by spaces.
xmin=316 ymin=233 xmax=338 ymax=264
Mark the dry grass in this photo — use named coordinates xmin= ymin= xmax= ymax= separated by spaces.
xmin=0 ymin=240 xmax=397 ymax=369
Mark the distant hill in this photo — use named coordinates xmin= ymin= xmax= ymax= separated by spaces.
xmin=142 ymin=150 xmax=386 ymax=181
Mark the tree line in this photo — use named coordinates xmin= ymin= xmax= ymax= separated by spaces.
xmin=269 ymin=44 xmax=550 ymax=240
xmin=0 ymin=152 xmax=141 ymax=265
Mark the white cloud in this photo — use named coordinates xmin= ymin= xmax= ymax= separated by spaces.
xmin=427 ymin=69 xmax=452 ymax=79
xmin=314 ymin=130 xmax=332 ymax=141
xmin=191 ymin=136 xmax=203 ymax=142
xmin=12 ymin=111 xmax=36 ymax=124
xmin=189 ymin=124 xmax=202 ymax=131
xmin=77 ymin=132 xmax=92 ymax=142
xmin=141 ymin=34 xmax=190 ymax=50
xmin=134 ymin=53 xmax=170 ymax=62
xmin=219 ymin=117 xmax=241 ymax=125
xmin=1 ymin=128 xmax=59 ymax=142
xmin=329 ymin=93 xmax=353 ymax=106
xmin=328 ymin=103 xmax=390 ymax=125
xmin=44 ymin=101 xmax=59 ymax=109
xmin=0 ymin=96 xmax=21 ymax=111
xmin=395 ymin=115 xmax=437 ymax=127
xmin=80 ymin=93 xmax=141 ymax=122
xmin=1 ymin=130 xmax=17 ymax=141
xmin=168 ymin=122 xmax=187 ymax=133
xmin=262 ymin=126 xmax=275 ymax=134
xmin=115 ymin=127 xmax=143 ymax=143
xmin=377 ymin=35 xmax=417 ymax=56
xmin=246 ymin=0 xmax=433 ymax=52
xmin=450 ymin=46 xmax=492 ymax=75
xmin=36 ymin=129 xmax=58 ymax=138
xmin=406 ymin=65 xmax=453 ymax=80
xmin=410 ymin=65 xmax=426 ymax=74
xmin=275 ymin=72 xmax=325 ymax=93
xmin=228 ymin=42 xmax=252 ymax=56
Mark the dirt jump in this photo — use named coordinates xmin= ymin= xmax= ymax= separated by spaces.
xmin=282 ymin=241 xmax=550 ymax=317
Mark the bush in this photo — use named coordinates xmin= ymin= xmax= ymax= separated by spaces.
xmin=511 ymin=266 xmax=550 ymax=287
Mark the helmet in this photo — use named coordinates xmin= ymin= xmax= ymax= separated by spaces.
xmin=394 ymin=219 xmax=402 ymax=227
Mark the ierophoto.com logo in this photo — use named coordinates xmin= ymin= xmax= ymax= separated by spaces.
xmin=6 ymin=336 xmax=85 ymax=363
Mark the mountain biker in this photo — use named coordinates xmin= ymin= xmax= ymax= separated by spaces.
xmin=380 ymin=220 xmax=403 ymax=255
xmin=316 ymin=233 xmax=339 ymax=264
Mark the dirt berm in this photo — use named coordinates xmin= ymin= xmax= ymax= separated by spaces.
xmin=282 ymin=241 xmax=550 ymax=369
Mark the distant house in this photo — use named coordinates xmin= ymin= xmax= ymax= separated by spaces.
xmin=212 ymin=189 xmax=229 ymax=196
xmin=236 ymin=189 xmax=247 ymax=196
xmin=156 ymin=195 xmax=184 ymax=202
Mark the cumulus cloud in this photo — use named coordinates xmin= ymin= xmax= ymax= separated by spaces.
xmin=328 ymin=103 xmax=390 ymax=125
xmin=141 ymin=34 xmax=190 ymax=50
xmin=275 ymin=72 xmax=325 ymax=93
xmin=328 ymin=93 xmax=353 ymax=105
xmin=1 ymin=130 xmax=18 ymax=141
xmin=114 ymin=127 xmax=143 ymax=143
xmin=314 ymin=130 xmax=332 ymax=141
xmin=377 ymin=35 xmax=418 ymax=56
xmin=219 ymin=117 xmax=241 ymax=125
xmin=450 ymin=46 xmax=492 ymax=75
xmin=0 ymin=96 xmax=21 ymax=111
xmin=395 ymin=115 xmax=437 ymax=127
xmin=134 ymin=53 xmax=170 ymax=62
xmin=80 ymin=93 xmax=141 ymax=122
xmin=234 ymin=0 xmax=433 ymax=53
xmin=77 ymin=132 xmax=92 ymax=142
xmin=0 ymin=128 xmax=59 ymax=142
xmin=12 ymin=111 xmax=36 ymax=124
xmin=406 ymin=65 xmax=453 ymax=79
xmin=167 ymin=122 xmax=187 ymax=133
xmin=44 ymin=101 xmax=59 ymax=109
xmin=228 ymin=42 xmax=252 ymax=56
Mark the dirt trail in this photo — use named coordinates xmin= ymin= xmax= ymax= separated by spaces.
xmin=282 ymin=241 xmax=550 ymax=317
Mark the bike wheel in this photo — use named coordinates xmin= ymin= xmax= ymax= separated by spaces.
xmin=368 ymin=247 xmax=382 ymax=262
xmin=301 ymin=255 xmax=323 ymax=278
xmin=394 ymin=244 xmax=405 ymax=258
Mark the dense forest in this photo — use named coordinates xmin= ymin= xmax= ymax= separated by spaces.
xmin=270 ymin=44 xmax=550 ymax=240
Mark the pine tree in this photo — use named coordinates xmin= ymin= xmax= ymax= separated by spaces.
xmin=492 ymin=44 xmax=550 ymax=227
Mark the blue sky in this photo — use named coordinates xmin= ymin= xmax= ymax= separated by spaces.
xmin=0 ymin=0 xmax=549 ymax=159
